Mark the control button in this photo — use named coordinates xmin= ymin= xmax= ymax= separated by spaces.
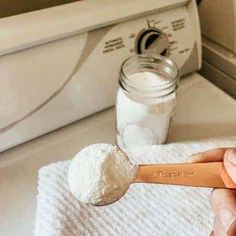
xmin=136 ymin=28 xmax=169 ymax=56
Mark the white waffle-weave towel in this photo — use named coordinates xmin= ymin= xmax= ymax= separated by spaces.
xmin=35 ymin=137 xmax=236 ymax=236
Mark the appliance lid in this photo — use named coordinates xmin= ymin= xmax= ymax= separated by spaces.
xmin=0 ymin=0 xmax=188 ymax=56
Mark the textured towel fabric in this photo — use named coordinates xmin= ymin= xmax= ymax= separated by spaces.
xmin=35 ymin=137 xmax=236 ymax=236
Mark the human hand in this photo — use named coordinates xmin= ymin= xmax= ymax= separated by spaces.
xmin=188 ymin=148 xmax=236 ymax=236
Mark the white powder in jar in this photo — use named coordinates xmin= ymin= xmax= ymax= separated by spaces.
xmin=116 ymin=71 xmax=176 ymax=149
xmin=68 ymin=143 xmax=137 ymax=206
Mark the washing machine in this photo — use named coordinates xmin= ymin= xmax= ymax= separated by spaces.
xmin=198 ymin=0 xmax=236 ymax=98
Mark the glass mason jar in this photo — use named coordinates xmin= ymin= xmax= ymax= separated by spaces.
xmin=116 ymin=54 xmax=179 ymax=149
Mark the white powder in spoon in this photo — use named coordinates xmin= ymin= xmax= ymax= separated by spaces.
xmin=68 ymin=143 xmax=137 ymax=206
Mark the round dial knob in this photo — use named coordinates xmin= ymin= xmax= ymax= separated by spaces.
xmin=135 ymin=28 xmax=169 ymax=56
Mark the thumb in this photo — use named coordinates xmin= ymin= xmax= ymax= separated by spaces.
xmin=224 ymin=149 xmax=236 ymax=183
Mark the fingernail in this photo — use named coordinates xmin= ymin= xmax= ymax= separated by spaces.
xmin=219 ymin=208 xmax=235 ymax=232
xmin=186 ymin=154 xmax=202 ymax=163
xmin=227 ymin=149 xmax=236 ymax=166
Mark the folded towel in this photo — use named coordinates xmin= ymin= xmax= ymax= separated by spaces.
xmin=35 ymin=137 xmax=236 ymax=236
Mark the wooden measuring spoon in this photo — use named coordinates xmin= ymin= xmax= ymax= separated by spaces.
xmin=135 ymin=162 xmax=236 ymax=189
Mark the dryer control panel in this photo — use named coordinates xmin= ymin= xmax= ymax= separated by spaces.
xmin=99 ymin=6 xmax=198 ymax=75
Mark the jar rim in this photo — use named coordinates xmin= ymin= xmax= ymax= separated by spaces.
xmin=119 ymin=54 xmax=179 ymax=97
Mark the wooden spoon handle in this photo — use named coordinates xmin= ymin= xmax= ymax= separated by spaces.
xmin=135 ymin=162 xmax=236 ymax=189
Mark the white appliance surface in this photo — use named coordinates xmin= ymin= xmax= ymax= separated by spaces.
xmin=1 ymin=73 xmax=236 ymax=235
xmin=0 ymin=0 xmax=200 ymax=151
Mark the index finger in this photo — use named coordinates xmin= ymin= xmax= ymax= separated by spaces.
xmin=187 ymin=148 xmax=229 ymax=163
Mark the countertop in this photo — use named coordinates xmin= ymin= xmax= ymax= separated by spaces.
xmin=1 ymin=73 xmax=236 ymax=236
